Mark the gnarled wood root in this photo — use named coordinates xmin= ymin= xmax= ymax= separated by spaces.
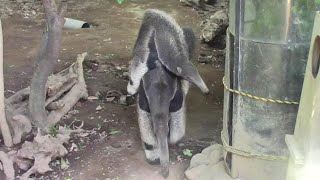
xmin=3 ymin=52 xmax=88 ymax=145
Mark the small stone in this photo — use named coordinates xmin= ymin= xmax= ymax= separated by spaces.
xmin=180 ymin=0 xmax=204 ymax=7
xmin=122 ymin=71 xmax=129 ymax=77
xmin=69 ymin=143 xmax=79 ymax=152
xmin=111 ymin=142 xmax=122 ymax=148
xmin=119 ymin=95 xmax=127 ymax=105
xmin=60 ymin=158 xmax=70 ymax=170
xmin=95 ymin=91 xmax=101 ymax=97
xmin=96 ymin=105 xmax=103 ymax=111
xmin=78 ymin=132 xmax=90 ymax=137
xmin=106 ymin=97 xmax=115 ymax=102
xmin=22 ymin=5 xmax=29 ymax=10
xmin=115 ymin=66 xmax=122 ymax=70
xmin=177 ymin=155 xmax=184 ymax=162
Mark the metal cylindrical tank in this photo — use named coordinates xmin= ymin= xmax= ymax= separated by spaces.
xmin=222 ymin=0 xmax=320 ymax=180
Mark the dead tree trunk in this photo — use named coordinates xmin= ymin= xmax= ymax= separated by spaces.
xmin=29 ymin=0 xmax=67 ymax=130
xmin=0 ymin=20 xmax=13 ymax=147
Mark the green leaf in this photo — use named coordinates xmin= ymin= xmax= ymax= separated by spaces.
xmin=183 ymin=149 xmax=193 ymax=157
xmin=109 ymin=129 xmax=121 ymax=135
xmin=316 ymin=0 xmax=320 ymax=4
xmin=116 ymin=0 xmax=125 ymax=4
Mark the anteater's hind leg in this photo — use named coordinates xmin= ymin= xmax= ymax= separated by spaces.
xmin=169 ymin=80 xmax=189 ymax=144
xmin=169 ymin=105 xmax=186 ymax=144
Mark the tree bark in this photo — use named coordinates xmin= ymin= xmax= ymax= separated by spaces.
xmin=0 ymin=19 xmax=13 ymax=147
xmin=29 ymin=0 xmax=67 ymax=130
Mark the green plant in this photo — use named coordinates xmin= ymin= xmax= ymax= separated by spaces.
xmin=183 ymin=149 xmax=193 ymax=157
xmin=116 ymin=0 xmax=126 ymax=4
xmin=49 ymin=125 xmax=59 ymax=137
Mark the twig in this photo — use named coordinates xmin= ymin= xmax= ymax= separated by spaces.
xmin=0 ymin=19 xmax=13 ymax=147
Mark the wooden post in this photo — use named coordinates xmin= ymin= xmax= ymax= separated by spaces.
xmin=0 ymin=20 xmax=13 ymax=147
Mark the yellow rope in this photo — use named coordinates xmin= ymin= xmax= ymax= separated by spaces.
xmin=222 ymin=77 xmax=299 ymax=105
xmin=221 ymin=132 xmax=288 ymax=161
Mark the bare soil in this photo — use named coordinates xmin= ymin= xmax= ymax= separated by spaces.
xmin=1 ymin=0 xmax=225 ymax=179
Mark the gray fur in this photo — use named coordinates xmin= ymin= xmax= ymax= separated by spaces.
xmin=131 ymin=9 xmax=207 ymax=178
xmin=137 ymin=107 xmax=160 ymax=163
xmin=127 ymin=9 xmax=209 ymax=95
xmin=137 ymin=63 xmax=190 ymax=178
xmin=169 ymin=105 xmax=186 ymax=144
xmin=142 ymin=61 xmax=175 ymax=178
xmin=138 ymin=61 xmax=187 ymax=178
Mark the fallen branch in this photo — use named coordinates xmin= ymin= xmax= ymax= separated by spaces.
xmin=6 ymin=72 xmax=78 ymax=108
xmin=47 ymin=52 xmax=88 ymax=126
xmin=45 ymin=76 xmax=78 ymax=106
xmin=6 ymin=87 xmax=30 ymax=105
xmin=0 ymin=19 xmax=13 ymax=147
xmin=0 ymin=151 xmax=14 ymax=180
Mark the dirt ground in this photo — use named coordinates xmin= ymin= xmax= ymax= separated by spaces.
xmin=1 ymin=0 xmax=225 ymax=179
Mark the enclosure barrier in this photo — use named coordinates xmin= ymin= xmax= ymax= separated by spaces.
xmin=222 ymin=0 xmax=319 ymax=180
xmin=285 ymin=11 xmax=320 ymax=180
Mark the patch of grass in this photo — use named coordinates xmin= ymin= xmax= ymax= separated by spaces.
xmin=183 ymin=149 xmax=193 ymax=157
xmin=49 ymin=125 xmax=59 ymax=137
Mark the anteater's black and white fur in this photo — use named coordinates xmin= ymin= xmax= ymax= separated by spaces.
xmin=128 ymin=9 xmax=208 ymax=178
